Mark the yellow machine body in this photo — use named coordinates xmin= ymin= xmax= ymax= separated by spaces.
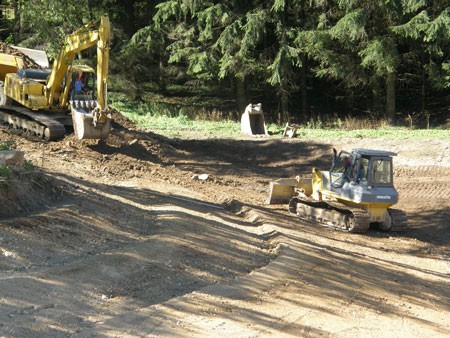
xmin=4 ymin=73 xmax=48 ymax=109
xmin=267 ymin=148 xmax=408 ymax=232
xmin=0 ymin=16 xmax=111 ymax=140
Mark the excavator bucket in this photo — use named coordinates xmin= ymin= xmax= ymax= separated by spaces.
xmin=71 ymin=103 xmax=111 ymax=140
xmin=241 ymin=103 xmax=268 ymax=136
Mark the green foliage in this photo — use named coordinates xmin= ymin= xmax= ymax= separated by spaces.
xmin=0 ymin=165 xmax=12 ymax=180
xmin=23 ymin=160 xmax=35 ymax=172
xmin=3 ymin=0 xmax=448 ymax=126
xmin=391 ymin=10 xmax=429 ymax=39
xmin=0 ymin=140 xmax=16 ymax=151
xmin=442 ymin=62 xmax=450 ymax=88
xmin=112 ymin=98 xmax=450 ymax=139
xmin=329 ymin=9 xmax=367 ymax=43
xmin=391 ymin=6 xmax=450 ymax=91
xmin=4 ymin=33 xmax=14 ymax=44
xmin=0 ymin=141 xmax=34 ymax=180
xmin=112 ymin=101 xmax=241 ymax=137
xmin=15 ymin=0 xmax=95 ymax=58
xmin=31 ymin=174 xmax=49 ymax=188
xmin=359 ymin=37 xmax=399 ymax=75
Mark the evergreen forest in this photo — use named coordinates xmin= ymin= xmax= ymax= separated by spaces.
xmin=0 ymin=0 xmax=449 ymax=127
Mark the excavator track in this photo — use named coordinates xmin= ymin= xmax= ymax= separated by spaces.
xmin=388 ymin=209 xmax=409 ymax=232
xmin=0 ymin=105 xmax=66 ymax=141
xmin=288 ymin=196 xmax=371 ymax=233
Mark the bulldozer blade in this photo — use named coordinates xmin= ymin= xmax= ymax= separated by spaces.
xmin=266 ymin=178 xmax=298 ymax=204
xmin=71 ymin=106 xmax=111 ymax=140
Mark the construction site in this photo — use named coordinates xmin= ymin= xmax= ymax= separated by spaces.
xmin=0 ymin=112 xmax=449 ymax=337
xmin=0 ymin=14 xmax=448 ymax=338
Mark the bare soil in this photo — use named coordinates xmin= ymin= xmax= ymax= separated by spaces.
xmin=0 ymin=114 xmax=449 ymax=337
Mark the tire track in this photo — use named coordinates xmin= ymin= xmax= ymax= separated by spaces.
xmin=396 ymin=165 xmax=450 ymax=200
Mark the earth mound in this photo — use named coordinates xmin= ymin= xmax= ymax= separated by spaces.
xmin=0 ymin=168 xmax=62 ymax=219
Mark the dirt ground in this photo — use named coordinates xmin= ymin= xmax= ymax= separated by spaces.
xmin=0 ymin=114 xmax=449 ymax=337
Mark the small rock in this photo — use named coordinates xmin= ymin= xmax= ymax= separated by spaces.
xmin=192 ymin=174 xmax=209 ymax=181
xmin=0 ymin=150 xmax=24 ymax=166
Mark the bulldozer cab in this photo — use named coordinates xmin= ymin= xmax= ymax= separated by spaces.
xmin=330 ymin=149 xmax=394 ymax=189
xmin=330 ymin=150 xmax=352 ymax=187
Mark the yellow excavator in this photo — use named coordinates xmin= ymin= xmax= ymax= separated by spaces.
xmin=267 ymin=148 xmax=408 ymax=233
xmin=0 ymin=16 xmax=111 ymax=140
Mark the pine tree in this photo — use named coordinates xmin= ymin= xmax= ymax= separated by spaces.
xmin=392 ymin=4 xmax=450 ymax=114
xmin=150 ymin=0 xmax=318 ymax=121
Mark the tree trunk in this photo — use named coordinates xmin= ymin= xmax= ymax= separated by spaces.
xmin=385 ymin=72 xmax=396 ymax=125
xmin=159 ymin=59 xmax=166 ymax=94
xmin=346 ymin=90 xmax=354 ymax=115
xmin=421 ymin=67 xmax=426 ymax=113
xmin=372 ymin=77 xmax=383 ymax=116
xmin=300 ymin=57 xmax=309 ymax=121
xmin=235 ymin=77 xmax=247 ymax=112
xmin=281 ymin=89 xmax=289 ymax=123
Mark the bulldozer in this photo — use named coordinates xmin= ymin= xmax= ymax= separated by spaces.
xmin=0 ymin=16 xmax=111 ymax=141
xmin=267 ymin=148 xmax=408 ymax=233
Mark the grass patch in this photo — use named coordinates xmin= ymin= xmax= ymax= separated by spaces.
xmin=0 ymin=165 xmax=13 ymax=180
xmin=268 ymin=124 xmax=450 ymax=139
xmin=112 ymin=102 xmax=241 ymax=137
xmin=0 ymin=139 xmax=16 ymax=151
xmin=111 ymin=101 xmax=449 ymax=139
xmin=0 ymin=140 xmax=36 ymax=182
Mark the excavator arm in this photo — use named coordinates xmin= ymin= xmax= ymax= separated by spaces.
xmin=47 ymin=16 xmax=112 ymax=140
xmin=96 ymin=16 xmax=110 ymax=111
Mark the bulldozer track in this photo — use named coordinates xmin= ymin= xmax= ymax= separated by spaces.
xmin=288 ymin=196 xmax=371 ymax=233
xmin=388 ymin=208 xmax=408 ymax=232
xmin=0 ymin=105 xmax=66 ymax=141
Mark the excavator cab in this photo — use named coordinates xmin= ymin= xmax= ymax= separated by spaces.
xmin=70 ymin=68 xmax=96 ymax=101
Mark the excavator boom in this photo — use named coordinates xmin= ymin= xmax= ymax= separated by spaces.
xmin=68 ymin=16 xmax=111 ymax=139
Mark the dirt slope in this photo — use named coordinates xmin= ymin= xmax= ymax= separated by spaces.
xmin=0 ymin=116 xmax=449 ymax=337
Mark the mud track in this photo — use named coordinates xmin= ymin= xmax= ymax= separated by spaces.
xmin=0 ymin=115 xmax=449 ymax=337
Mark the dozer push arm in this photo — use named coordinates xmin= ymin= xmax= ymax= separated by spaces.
xmin=46 ymin=16 xmax=110 ymax=108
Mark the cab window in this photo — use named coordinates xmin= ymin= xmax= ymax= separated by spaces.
xmin=351 ymin=157 xmax=369 ymax=184
xmin=330 ymin=151 xmax=352 ymax=187
xmin=370 ymin=159 xmax=393 ymax=185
